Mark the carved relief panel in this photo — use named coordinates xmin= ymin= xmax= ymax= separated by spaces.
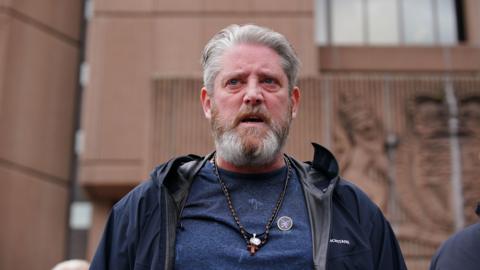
xmin=457 ymin=87 xmax=480 ymax=225
xmin=393 ymin=80 xmax=480 ymax=246
xmin=330 ymin=76 xmax=480 ymax=269
xmin=331 ymin=78 xmax=391 ymax=212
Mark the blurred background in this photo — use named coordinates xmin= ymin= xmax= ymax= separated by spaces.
xmin=0 ymin=0 xmax=479 ymax=269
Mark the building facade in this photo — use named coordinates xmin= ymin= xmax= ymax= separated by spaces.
xmin=0 ymin=1 xmax=83 ymax=269
xmin=1 ymin=1 xmax=479 ymax=269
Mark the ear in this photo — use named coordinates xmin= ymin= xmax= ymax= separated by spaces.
xmin=200 ymin=87 xmax=212 ymax=119
xmin=290 ymin=86 xmax=300 ymax=118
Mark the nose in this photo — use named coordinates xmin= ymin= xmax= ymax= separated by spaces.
xmin=243 ymin=81 xmax=264 ymax=106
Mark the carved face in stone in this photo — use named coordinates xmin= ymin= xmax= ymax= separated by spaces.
xmin=459 ymin=97 xmax=480 ymax=136
xmin=412 ymin=97 xmax=448 ymax=138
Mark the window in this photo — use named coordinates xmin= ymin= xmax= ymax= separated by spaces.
xmin=315 ymin=0 xmax=462 ymax=46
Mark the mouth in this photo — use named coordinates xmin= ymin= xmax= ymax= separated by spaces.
xmin=239 ymin=114 xmax=266 ymax=124
xmin=237 ymin=113 xmax=268 ymax=124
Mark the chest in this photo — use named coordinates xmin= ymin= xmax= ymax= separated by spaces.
xmin=174 ymin=165 xmax=313 ymax=270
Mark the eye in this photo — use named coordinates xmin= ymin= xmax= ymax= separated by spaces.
xmin=226 ymin=79 xmax=240 ymax=86
xmin=261 ymin=77 xmax=281 ymax=91
xmin=262 ymin=78 xmax=275 ymax=84
xmin=224 ymin=78 xmax=243 ymax=91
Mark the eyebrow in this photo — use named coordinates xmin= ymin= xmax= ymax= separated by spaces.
xmin=257 ymin=71 xmax=281 ymax=79
xmin=222 ymin=70 xmax=282 ymax=79
xmin=219 ymin=69 xmax=285 ymax=87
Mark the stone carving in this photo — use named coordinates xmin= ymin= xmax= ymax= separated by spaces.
xmin=396 ymin=91 xmax=480 ymax=248
xmin=458 ymin=95 xmax=480 ymax=225
xmin=459 ymin=96 xmax=480 ymax=136
xmin=333 ymin=83 xmax=480 ymax=261
xmin=334 ymin=92 xmax=390 ymax=212
xmin=397 ymin=94 xmax=453 ymax=242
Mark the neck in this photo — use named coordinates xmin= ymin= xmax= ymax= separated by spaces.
xmin=215 ymin=153 xmax=286 ymax=173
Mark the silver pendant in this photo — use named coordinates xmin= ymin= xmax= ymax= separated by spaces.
xmin=277 ymin=216 xmax=293 ymax=231
xmin=249 ymin=233 xmax=261 ymax=246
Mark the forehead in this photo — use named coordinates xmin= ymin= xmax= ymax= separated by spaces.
xmin=218 ymin=43 xmax=285 ymax=76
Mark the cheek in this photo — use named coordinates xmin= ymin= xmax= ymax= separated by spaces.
xmin=211 ymin=102 xmax=234 ymax=124
xmin=215 ymin=105 xmax=235 ymax=120
xmin=215 ymin=96 xmax=242 ymax=113
xmin=268 ymin=97 xmax=291 ymax=117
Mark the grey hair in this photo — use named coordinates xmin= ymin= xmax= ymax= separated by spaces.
xmin=201 ymin=24 xmax=300 ymax=94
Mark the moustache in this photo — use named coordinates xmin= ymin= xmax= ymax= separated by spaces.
xmin=232 ymin=106 xmax=272 ymax=128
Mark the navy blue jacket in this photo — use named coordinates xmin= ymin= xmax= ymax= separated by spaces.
xmin=91 ymin=144 xmax=407 ymax=270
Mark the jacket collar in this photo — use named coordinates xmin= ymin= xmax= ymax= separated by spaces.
xmin=311 ymin=143 xmax=339 ymax=179
xmin=160 ymin=143 xmax=340 ymax=212
xmin=158 ymin=144 xmax=338 ymax=270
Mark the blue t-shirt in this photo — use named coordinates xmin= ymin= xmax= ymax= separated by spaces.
xmin=174 ymin=162 xmax=314 ymax=270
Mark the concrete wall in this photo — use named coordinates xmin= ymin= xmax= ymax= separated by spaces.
xmin=0 ymin=1 xmax=83 ymax=269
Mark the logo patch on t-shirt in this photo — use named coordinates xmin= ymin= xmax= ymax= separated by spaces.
xmin=277 ymin=216 xmax=293 ymax=231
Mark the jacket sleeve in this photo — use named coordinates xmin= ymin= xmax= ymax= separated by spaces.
xmin=88 ymin=158 xmax=192 ymax=270
xmin=89 ymin=179 xmax=160 ymax=270
xmin=90 ymin=203 xmax=132 ymax=270
xmin=369 ymin=209 xmax=407 ymax=270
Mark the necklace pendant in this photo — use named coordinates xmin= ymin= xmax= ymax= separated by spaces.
xmin=212 ymin=154 xmax=292 ymax=257
xmin=249 ymin=234 xmax=261 ymax=246
xmin=248 ymin=234 xmax=261 ymax=255
xmin=248 ymin=244 xmax=259 ymax=255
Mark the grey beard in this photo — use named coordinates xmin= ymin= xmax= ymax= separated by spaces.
xmin=214 ymin=127 xmax=283 ymax=167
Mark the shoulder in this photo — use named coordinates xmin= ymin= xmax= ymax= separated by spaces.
xmin=111 ymin=155 xmax=199 ymax=220
xmin=112 ymin=177 xmax=160 ymax=220
xmin=333 ymin=178 xmax=383 ymax=224
xmin=329 ymin=178 xmax=406 ymax=269
xmin=430 ymin=223 xmax=480 ymax=270
xmin=90 ymin=169 xmax=164 ymax=270
xmin=291 ymin=143 xmax=384 ymax=225
xmin=91 ymin=155 xmax=207 ymax=269
xmin=293 ymin=143 xmax=406 ymax=268
xmin=290 ymin=144 xmax=383 ymax=226
xmin=441 ymin=222 xmax=480 ymax=246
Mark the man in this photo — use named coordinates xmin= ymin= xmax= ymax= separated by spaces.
xmin=52 ymin=260 xmax=89 ymax=270
xmin=429 ymin=203 xmax=480 ymax=270
xmin=91 ymin=24 xmax=406 ymax=270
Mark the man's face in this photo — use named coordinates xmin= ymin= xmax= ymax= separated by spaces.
xmin=201 ymin=43 xmax=300 ymax=167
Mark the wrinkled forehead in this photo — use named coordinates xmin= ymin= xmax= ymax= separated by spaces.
xmin=216 ymin=43 xmax=287 ymax=80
